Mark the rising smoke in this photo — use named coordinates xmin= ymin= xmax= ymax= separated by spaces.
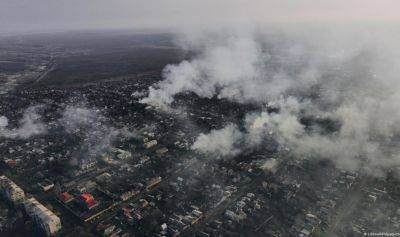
xmin=0 ymin=105 xmax=47 ymax=139
xmin=191 ymin=123 xmax=243 ymax=158
xmin=142 ymin=26 xmax=400 ymax=175
xmin=0 ymin=102 xmax=134 ymax=158
xmin=141 ymin=35 xmax=277 ymax=107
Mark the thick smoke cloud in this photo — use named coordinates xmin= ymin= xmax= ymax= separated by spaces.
xmin=191 ymin=123 xmax=243 ymax=158
xmin=0 ymin=106 xmax=47 ymax=139
xmin=142 ymin=27 xmax=400 ymax=175
xmin=141 ymin=36 xmax=273 ymax=106
xmin=140 ymin=28 xmax=371 ymax=108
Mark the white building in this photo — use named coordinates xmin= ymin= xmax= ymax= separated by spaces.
xmin=0 ymin=175 xmax=25 ymax=204
xmin=144 ymin=140 xmax=157 ymax=149
xmin=38 ymin=179 xmax=54 ymax=192
xmin=24 ymin=197 xmax=61 ymax=236
xmin=79 ymin=158 xmax=97 ymax=170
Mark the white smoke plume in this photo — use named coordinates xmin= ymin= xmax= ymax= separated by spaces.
xmin=140 ymin=27 xmax=371 ymax=108
xmin=245 ymin=97 xmax=306 ymax=147
xmin=194 ymin=93 xmax=400 ymax=175
xmin=261 ymin=158 xmax=280 ymax=174
xmin=141 ymin=35 xmax=277 ymax=107
xmin=191 ymin=123 xmax=243 ymax=158
xmin=144 ymin=27 xmax=400 ymax=175
xmin=0 ymin=105 xmax=47 ymax=139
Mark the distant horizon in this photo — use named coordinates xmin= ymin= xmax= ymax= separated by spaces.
xmin=2 ymin=0 xmax=400 ymax=35
xmin=2 ymin=20 xmax=400 ymax=38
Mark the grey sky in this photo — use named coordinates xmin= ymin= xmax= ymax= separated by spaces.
xmin=1 ymin=0 xmax=400 ymax=34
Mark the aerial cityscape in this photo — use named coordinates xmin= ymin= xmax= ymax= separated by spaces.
xmin=1 ymin=1 xmax=400 ymax=237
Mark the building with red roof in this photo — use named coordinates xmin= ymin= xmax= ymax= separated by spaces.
xmin=78 ymin=193 xmax=97 ymax=210
xmin=60 ymin=192 xmax=74 ymax=203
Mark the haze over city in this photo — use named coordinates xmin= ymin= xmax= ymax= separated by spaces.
xmin=0 ymin=1 xmax=400 ymax=237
